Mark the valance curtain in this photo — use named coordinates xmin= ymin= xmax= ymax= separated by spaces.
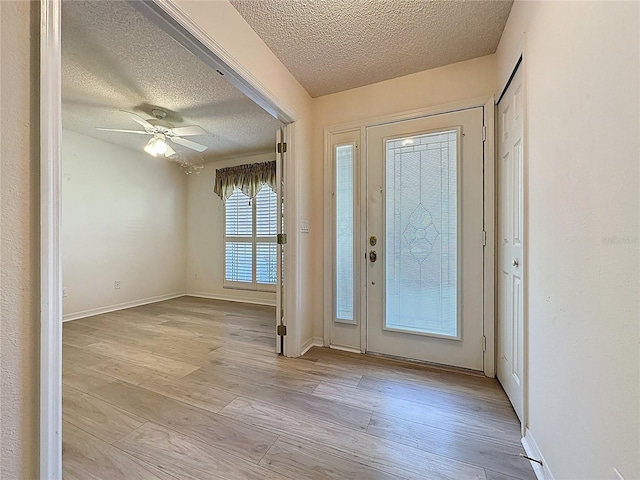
xmin=213 ymin=161 xmax=276 ymax=202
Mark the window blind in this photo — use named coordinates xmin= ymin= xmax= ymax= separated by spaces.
xmin=256 ymin=186 xmax=278 ymax=237
xmin=225 ymin=189 xmax=252 ymax=237
xmin=224 ymin=185 xmax=277 ymax=287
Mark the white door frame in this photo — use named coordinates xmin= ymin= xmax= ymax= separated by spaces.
xmin=39 ymin=0 xmax=301 ymax=477
xmin=323 ymin=96 xmax=496 ymax=376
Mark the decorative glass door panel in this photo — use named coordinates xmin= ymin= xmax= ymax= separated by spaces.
xmin=336 ymin=144 xmax=355 ymax=322
xmin=385 ymin=130 xmax=459 ymax=338
xmin=366 ymin=109 xmax=485 ymax=371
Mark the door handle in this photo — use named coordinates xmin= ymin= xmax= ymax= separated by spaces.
xmin=369 ymin=250 xmax=377 ymax=263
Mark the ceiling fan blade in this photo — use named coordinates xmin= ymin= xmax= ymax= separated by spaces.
xmin=121 ymin=110 xmax=154 ymax=129
xmin=170 ymin=125 xmax=206 ymax=137
xmin=96 ymin=127 xmax=150 ymax=135
xmin=164 ymin=144 xmax=177 ymax=158
xmin=170 ymin=136 xmax=208 ymax=152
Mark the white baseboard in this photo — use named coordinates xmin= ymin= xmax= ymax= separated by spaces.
xmin=62 ymin=292 xmax=185 ymax=322
xmin=186 ymin=292 xmax=276 ymax=307
xmin=522 ymin=428 xmax=554 ymax=480
xmin=329 ymin=344 xmax=363 ymax=354
xmin=300 ymin=337 xmax=324 ymax=356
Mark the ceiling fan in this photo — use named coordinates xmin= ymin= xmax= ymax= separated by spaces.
xmin=96 ymin=109 xmax=208 ymax=158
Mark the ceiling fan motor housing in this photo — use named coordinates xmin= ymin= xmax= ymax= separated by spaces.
xmin=147 ymin=118 xmax=175 ymax=133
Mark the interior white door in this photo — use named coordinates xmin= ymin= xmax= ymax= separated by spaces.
xmin=497 ymin=66 xmax=524 ymax=420
xmin=366 ymin=108 xmax=485 ymax=370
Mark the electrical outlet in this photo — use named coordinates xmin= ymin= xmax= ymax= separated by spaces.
xmin=301 ymin=219 xmax=310 ymax=234
xmin=62 ymin=287 xmax=67 ymax=298
xmin=114 ymin=280 xmax=121 ymax=290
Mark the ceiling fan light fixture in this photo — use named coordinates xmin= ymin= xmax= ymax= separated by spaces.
xmin=144 ymin=133 xmax=167 ymax=157
xmin=143 ymin=139 xmax=158 ymax=157
xmin=154 ymin=136 xmax=168 ymax=155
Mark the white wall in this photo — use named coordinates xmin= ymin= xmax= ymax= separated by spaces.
xmin=312 ymin=55 xmax=497 ymax=342
xmin=61 ymin=130 xmax=187 ymax=319
xmin=496 ymin=2 xmax=639 ymax=478
xmin=187 ymin=152 xmax=277 ymax=305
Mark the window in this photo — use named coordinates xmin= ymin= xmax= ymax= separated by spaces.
xmin=224 ymin=184 xmax=277 ymax=290
xmin=335 ymin=144 xmax=355 ymax=322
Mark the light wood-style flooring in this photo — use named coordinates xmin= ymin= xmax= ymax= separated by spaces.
xmin=63 ymin=296 xmax=535 ymax=480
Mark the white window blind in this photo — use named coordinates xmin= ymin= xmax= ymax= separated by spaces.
xmin=225 ymin=189 xmax=252 ymax=238
xmin=256 ymin=186 xmax=278 ymax=237
xmin=224 ymin=184 xmax=277 ymax=289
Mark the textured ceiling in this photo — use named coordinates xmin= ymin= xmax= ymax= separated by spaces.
xmin=230 ymin=0 xmax=513 ymax=97
xmin=62 ymin=1 xmax=282 ymax=163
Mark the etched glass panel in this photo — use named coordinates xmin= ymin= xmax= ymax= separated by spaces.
xmin=336 ymin=144 xmax=354 ymax=321
xmin=385 ymin=131 xmax=458 ymax=337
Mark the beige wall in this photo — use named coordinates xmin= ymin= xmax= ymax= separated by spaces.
xmin=62 ymin=130 xmax=187 ymax=320
xmin=187 ymin=152 xmax=277 ymax=305
xmin=311 ymin=55 xmax=497 ymax=341
xmin=496 ymin=1 xmax=639 ymax=478
xmin=0 ymin=2 xmax=40 ymax=478
xmin=313 ymin=55 xmax=497 ymax=126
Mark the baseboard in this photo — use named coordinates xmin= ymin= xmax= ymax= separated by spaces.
xmin=62 ymin=292 xmax=186 ymax=322
xmin=329 ymin=344 xmax=363 ymax=354
xmin=186 ymin=292 xmax=276 ymax=307
xmin=300 ymin=337 xmax=324 ymax=356
xmin=522 ymin=428 xmax=554 ymax=480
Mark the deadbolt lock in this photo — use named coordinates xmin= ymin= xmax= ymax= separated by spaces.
xmin=369 ymin=236 xmax=377 ymax=246
xmin=369 ymin=250 xmax=377 ymax=263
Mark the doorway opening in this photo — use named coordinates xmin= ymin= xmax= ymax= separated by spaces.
xmin=40 ymin=0 xmax=297 ymax=477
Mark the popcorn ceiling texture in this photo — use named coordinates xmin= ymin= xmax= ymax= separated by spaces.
xmin=230 ymin=0 xmax=513 ymax=97
xmin=62 ymin=1 xmax=282 ymax=163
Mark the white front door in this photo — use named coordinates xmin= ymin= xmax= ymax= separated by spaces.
xmin=497 ymin=66 xmax=525 ymax=420
xmin=366 ymin=108 xmax=485 ymax=371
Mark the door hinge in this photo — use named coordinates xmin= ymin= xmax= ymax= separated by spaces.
xmin=277 ymin=233 xmax=287 ymax=245
xmin=277 ymin=324 xmax=287 ymax=336
xmin=482 ymin=230 xmax=487 ymax=246
xmin=482 ymin=125 xmax=487 ymax=142
xmin=482 ymin=336 xmax=487 ymax=352
xmin=277 ymin=142 xmax=287 ymax=154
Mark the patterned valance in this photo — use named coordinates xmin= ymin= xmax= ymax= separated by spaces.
xmin=213 ymin=161 xmax=276 ymax=201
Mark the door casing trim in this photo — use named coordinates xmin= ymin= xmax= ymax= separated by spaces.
xmin=323 ymin=96 xmax=496 ymax=376
xmin=40 ymin=1 xmax=63 ymax=478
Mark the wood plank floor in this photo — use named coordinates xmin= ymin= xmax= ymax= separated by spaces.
xmin=63 ymin=296 xmax=535 ymax=480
